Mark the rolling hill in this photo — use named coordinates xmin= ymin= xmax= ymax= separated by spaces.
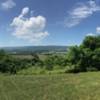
xmin=0 ymin=46 xmax=69 ymax=54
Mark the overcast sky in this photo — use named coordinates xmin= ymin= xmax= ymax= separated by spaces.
xmin=0 ymin=0 xmax=100 ymax=47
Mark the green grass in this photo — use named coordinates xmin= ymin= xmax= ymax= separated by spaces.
xmin=17 ymin=66 xmax=67 ymax=75
xmin=12 ymin=54 xmax=48 ymax=61
xmin=0 ymin=72 xmax=100 ymax=100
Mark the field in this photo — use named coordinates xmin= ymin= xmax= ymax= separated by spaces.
xmin=0 ymin=72 xmax=100 ymax=100
xmin=12 ymin=54 xmax=48 ymax=61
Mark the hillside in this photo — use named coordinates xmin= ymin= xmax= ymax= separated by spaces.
xmin=0 ymin=46 xmax=68 ymax=54
xmin=0 ymin=72 xmax=100 ymax=100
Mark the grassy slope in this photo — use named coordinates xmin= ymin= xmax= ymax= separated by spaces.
xmin=0 ymin=72 xmax=100 ymax=100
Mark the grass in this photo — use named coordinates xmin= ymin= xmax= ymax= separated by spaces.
xmin=17 ymin=66 xmax=67 ymax=75
xmin=0 ymin=72 xmax=100 ymax=100
xmin=12 ymin=54 xmax=48 ymax=61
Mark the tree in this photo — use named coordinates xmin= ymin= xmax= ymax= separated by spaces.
xmin=81 ymin=35 xmax=100 ymax=50
xmin=31 ymin=53 xmax=41 ymax=65
xmin=67 ymin=35 xmax=100 ymax=73
xmin=44 ymin=55 xmax=54 ymax=70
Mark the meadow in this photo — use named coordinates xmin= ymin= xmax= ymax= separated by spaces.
xmin=0 ymin=35 xmax=100 ymax=100
xmin=0 ymin=72 xmax=100 ymax=100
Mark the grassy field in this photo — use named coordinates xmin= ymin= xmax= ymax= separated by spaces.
xmin=0 ymin=72 xmax=100 ymax=100
xmin=17 ymin=66 xmax=67 ymax=75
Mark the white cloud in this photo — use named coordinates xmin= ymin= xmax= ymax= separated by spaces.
xmin=86 ymin=26 xmax=100 ymax=36
xmin=96 ymin=27 xmax=100 ymax=33
xmin=65 ymin=0 xmax=100 ymax=28
xmin=1 ymin=0 xmax=16 ymax=10
xmin=86 ymin=33 xmax=95 ymax=36
xmin=10 ymin=7 xmax=49 ymax=43
xmin=21 ymin=7 xmax=29 ymax=16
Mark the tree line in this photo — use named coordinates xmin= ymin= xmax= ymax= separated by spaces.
xmin=0 ymin=50 xmax=67 ymax=74
xmin=0 ymin=35 xmax=100 ymax=74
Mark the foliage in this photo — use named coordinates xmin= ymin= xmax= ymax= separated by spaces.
xmin=0 ymin=35 xmax=100 ymax=74
xmin=0 ymin=50 xmax=42 ymax=74
xmin=67 ymin=35 xmax=100 ymax=73
xmin=44 ymin=54 xmax=67 ymax=70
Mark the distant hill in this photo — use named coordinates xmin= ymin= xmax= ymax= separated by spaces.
xmin=0 ymin=46 xmax=69 ymax=54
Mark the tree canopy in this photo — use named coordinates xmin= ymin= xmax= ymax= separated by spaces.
xmin=67 ymin=35 xmax=100 ymax=73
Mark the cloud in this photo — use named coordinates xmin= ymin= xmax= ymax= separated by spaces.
xmin=65 ymin=0 xmax=100 ymax=28
xmin=86 ymin=33 xmax=95 ymax=36
xmin=96 ymin=27 xmax=100 ymax=33
xmin=1 ymin=0 xmax=16 ymax=10
xmin=86 ymin=26 xmax=100 ymax=36
xmin=10 ymin=7 xmax=49 ymax=43
xmin=21 ymin=7 xmax=29 ymax=16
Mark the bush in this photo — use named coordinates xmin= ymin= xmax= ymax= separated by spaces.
xmin=67 ymin=35 xmax=100 ymax=73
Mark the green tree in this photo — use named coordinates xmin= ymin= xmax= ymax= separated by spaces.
xmin=67 ymin=35 xmax=100 ymax=73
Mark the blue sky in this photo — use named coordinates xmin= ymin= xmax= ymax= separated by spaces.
xmin=0 ymin=0 xmax=100 ymax=47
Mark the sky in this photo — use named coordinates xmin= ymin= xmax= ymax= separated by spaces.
xmin=0 ymin=0 xmax=100 ymax=47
